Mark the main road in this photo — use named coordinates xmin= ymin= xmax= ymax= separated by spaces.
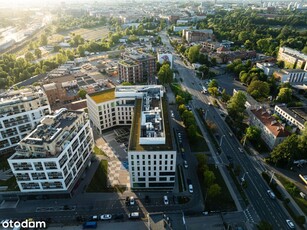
xmin=160 ymin=31 xmax=293 ymax=229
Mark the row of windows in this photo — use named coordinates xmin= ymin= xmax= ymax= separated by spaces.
xmin=130 ymin=160 xmax=174 ymax=167
xmin=131 ymin=154 xmax=174 ymax=160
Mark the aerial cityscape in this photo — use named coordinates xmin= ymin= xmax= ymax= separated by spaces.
xmin=0 ymin=0 xmax=306 ymax=230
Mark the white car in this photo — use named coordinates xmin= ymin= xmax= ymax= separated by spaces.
xmin=163 ymin=196 xmax=169 ymax=205
xmin=170 ymin=110 xmax=174 ymax=118
xmin=183 ymin=160 xmax=188 ymax=169
xmin=100 ymin=214 xmax=112 ymax=220
xmin=267 ymin=190 xmax=276 ymax=199
xmin=189 ymin=184 xmax=193 ymax=193
xmin=286 ymin=219 xmax=295 ymax=229
xmin=92 ymin=215 xmax=98 ymax=220
xmin=129 ymin=196 xmax=135 ymax=205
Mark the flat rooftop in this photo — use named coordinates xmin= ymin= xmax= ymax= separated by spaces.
xmin=89 ymin=88 xmax=115 ymax=104
xmin=129 ymin=97 xmax=173 ymax=151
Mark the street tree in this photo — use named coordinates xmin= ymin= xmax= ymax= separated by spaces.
xmin=277 ymin=87 xmax=292 ymax=103
xmin=78 ymin=89 xmax=87 ymax=99
xmin=40 ymin=34 xmax=48 ymax=46
xmin=158 ymin=64 xmax=173 ymax=85
xmin=227 ymin=91 xmax=246 ymax=122
xmin=203 ymin=170 xmax=216 ymax=187
xmin=176 ymin=95 xmax=185 ymax=105
xmin=247 ymin=80 xmax=270 ymax=101
xmin=244 ymin=126 xmax=261 ymax=142
xmin=208 ymin=79 xmax=218 ymax=88
xmin=34 ymin=48 xmax=42 ymax=59
xmin=208 ymin=184 xmax=221 ymax=198
xmin=187 ymin=45 xmax=200 ymax=63
xmin=208 ymin=87 xmax=219 ymax=97
xmin=25 ymin=52 xmax=35 ymax=62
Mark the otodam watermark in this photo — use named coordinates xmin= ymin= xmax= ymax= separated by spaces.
xmin=1 ymin=219 xmax=46 ymax=229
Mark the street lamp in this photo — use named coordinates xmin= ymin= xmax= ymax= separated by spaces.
xmin=219 ymin=135 xmax=226 ymax=146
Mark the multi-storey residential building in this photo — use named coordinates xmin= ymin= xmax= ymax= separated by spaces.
xmin=182 ymin=29 xmax=214 ymax=43
xmin=118 ymin=51 xmax=156 ymax=84
xmin=274 ymin=105 xmax=306 ymax=132
xmin=249 ymin=108 xmax=290 ymax=149
xmin=8 ymin=108 xmax=94 ymax=193
xmin=274 ymin=69 xmax=307 ymax=84
xmin=0 ymin=87 xmax=51 ymax=155
xmin=256 ymin=62 xmax=279 ymax=76
xmin=278 ymin=47 xmax=307 ymax=70
xmin=87 ymin=86 xmax=176 ymax=190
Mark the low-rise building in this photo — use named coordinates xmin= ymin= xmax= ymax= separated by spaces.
xmin=0 ymin=87 xmax=51 ymax=155
xmin=86 ymin=85 xmax=176 ymax=190
xmin=274 ymin=105 xmax=306 ymax=132
xmin=256 ymin=62 xmax=279 ymax=76
xmin=8 ymin=108 xmax=94 ymax=193
xmin=249 ymin=107 xmax=291 ymax=149
xmin=278 ymin=47 xmax=307 ymax=70
xmin=273 ymin=69 xmax=307 ymax=84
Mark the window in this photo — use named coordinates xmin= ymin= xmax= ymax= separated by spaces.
xmin=159 ymin=155 xmax=162 ymax=159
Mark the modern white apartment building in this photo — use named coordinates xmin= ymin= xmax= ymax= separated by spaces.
xmin=87 ymin=85 xmax=176 ymax=190
xmin=0 ymin=87 xmax=51 ymax=155
xmin=274 ymin=69 xmax=307 ymax=84
xmin=8 ymin=108 xmax=94 ymax=193
xmin=274 ymin=105 xmax=306 ymax=132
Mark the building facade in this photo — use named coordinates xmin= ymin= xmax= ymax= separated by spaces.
xmin=8 ymin=108 xmax=94 ymax=192
xmin=274 ymin=105 xmax=306 ymax=132
xmin=87 ymin=86 xmax=176 ymax=190
xmin=278 ymin=47 xmax=307 ymax=70
xmin=249 ymin=108 xmax=290 ymax=149
xmin=0 ymin=87 xmax=51 ymax=155
xmin=274 ymin=69 xmax=307 ymax=84
xmin=182 ymin=29 xmax=213 ymax=43
xmin=118 ymin=51 xmax=156 ymax=84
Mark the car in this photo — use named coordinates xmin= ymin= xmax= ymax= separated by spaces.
xmin=183 ymin=160 xmax=188 ymax=169
xmin=100 ymin=214 xmax=112 ymax=220
xmin=145 ymin=195 xmax=150 ymax=204
xmin=170 ymin=110 xmax=174 ymax=118
xmin=286 ymin=219 xmax=295 ymax=229
xmin=267 ymin=190 xmax=276 ymax=199
xmin=91 ymin=215 xmax=98 ymax=221
xmin=128 ymin=212 xmax=140 ymax=219
xmin=163 ymin=196 xmax=169 ymax=205
xmin=189 ymin=184 xmax=193 ymax=193
xmin=241 ymin=177 xmax=245 ymax=183
xmin=238 ymin=147 xmax=244 ymax=153
xmin=129 ymin=196 xmax=135 ymax=205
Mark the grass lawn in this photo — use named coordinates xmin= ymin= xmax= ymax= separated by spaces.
xmin=188 ymin=126 xmax=209 ymax=152
xmin=196 ymin=154 xmax=236 ymax=211
xmin=275 ymin=174 xmax=307 ymax=216
xmin=86 ymin=160 xmax=108 ymax=192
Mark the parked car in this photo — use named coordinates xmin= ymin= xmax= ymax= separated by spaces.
xmin=183 ymin=160 xmax=188 ymax=169
xmin=286 ymin=219 xmax=295 ymax=229
xmin=128 ymin=212 xmax=140 ymax=219
xmin=91 ymin=215 xmax=98 ymax=221
xmin=129 ymin=196 xmax=135 ymax=206
xmin=114 ymin=214 xmax=124 ymax=220
xmin=163 ymin=196 xmax=169 ymax=205
xmin=267 ymin=190 xmax=276 ymax=199
xmin=189 ymin=184 xmax=194 ymax=193
xmin=100 ymin=214 xmax=112 ymax=220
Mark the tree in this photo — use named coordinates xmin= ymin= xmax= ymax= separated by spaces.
xmin=25 ymin=52 xmax=35 ymax=62
xmin=187 ymin=124 xmax=197 ymax=139
xmin=245 ymin=126 xmax=261 ymax=142
xmin=178 ymin=104 xmax=187 ymax=115
xmin=34 ymin=48 xmax=42 ymax=59
xmin=221 ymin=89 xmax=231 ymax=102
xmin=187 ymin=45 xmax=200 ymax=63
xmin=277 ymin=87 xmax=292 ymax=103
xmin=302 ymin=46 xmax=307 ymax=55
xmin=227 ymin=91 xmax=246 ymax=122
xmin=203 ymin=170 xmax=216 ymax=187
xmin=247 ymin=80 xmax=270 ymax=100
xmin=77 ymin=45 xmax=85 ymax=56
xmin=208 ymin=87 xmax=219 ymax=97
xmin=158 ymin=64 xmax=173 ymax=85
xmin=78 ymin=89 xmax=87 ymax=99
xmin=207 ymin=184 xmax=221 ymax=198
xmin=270 ymin=134 xmax=301 ymax=167
xmin=40 ymin=34 xmax=48 ymax=46
xmin=176 ymin=95 xmax=185 ymax=105
xmin=257 ymin=221 xmax=273 ymax=230
xmin=208 ymin=79 xmax=218 ymax=88
xmin=122 ymin=82 xmax=132 ymax=86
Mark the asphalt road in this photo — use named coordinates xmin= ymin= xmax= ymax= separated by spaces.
xmin=160 ymin=32 xmax=294 ymax=229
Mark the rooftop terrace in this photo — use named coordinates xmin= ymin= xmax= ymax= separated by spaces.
xmin=89 ymin=88 xmax=115 ymax=104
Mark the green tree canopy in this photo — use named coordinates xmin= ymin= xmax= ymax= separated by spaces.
xmin=208 ymin=184 xmax=221 ymax=199
xmin=247 ymin=80 xmax=270 ymax=100
xmin=245 ymin=126 xmax=261 ymax=142
xmin=78 ymin=89 xmax=87 ymax=99
xmin=187 ymin=45 xmax=200 ymax=63
xmin=277 ymin=87 xmax=292 ymax=103
xmin=227 ymin=91 xmax=247 ymax=122
xmin=158 ymin=63 xmax=173 ymax=84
